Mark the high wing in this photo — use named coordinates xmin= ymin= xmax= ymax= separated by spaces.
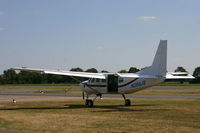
xmin=166 ymin=72 xmax=194 ymax=79
xmin=12 ymin=67 xmax=160 ymax=79
xmin=12 ymin=67 xmax=106 ymax=79
xmin=11 ymin=68 xmax=194 ymax=80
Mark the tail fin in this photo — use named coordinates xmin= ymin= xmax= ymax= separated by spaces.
xmin=138 ymin=40 xmax=167 ymax=77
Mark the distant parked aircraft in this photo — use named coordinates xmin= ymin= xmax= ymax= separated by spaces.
xmin=12 ymin=40 xmax=194 ymax=107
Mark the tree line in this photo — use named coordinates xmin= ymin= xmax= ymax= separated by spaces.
xmin=0 ymin=66 xmax=200 ymax=84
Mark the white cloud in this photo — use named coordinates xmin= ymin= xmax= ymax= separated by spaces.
xmin=139 ymin=16 xmax=157 ymax=21
xmin=97 ymin=46 xmax=104 ymax=51
xmin=0 ymin=27 xmax=6 ymax=31
xmin=0 ymin=11 xmax=4 ymax=16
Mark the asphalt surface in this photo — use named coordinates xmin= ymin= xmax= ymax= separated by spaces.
xmin=0 ymin=129 xmax=28 ymax=133
xmin=0 ymin=86 xmax=200 ymax=103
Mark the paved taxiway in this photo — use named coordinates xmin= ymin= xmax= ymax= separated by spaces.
xmin=0 ymin=86 xmax=200 ymax=103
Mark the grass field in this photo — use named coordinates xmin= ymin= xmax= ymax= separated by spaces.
xmin=0 ymin=98 xmax=200 ymax=133
xmin=0 ymin=85 xmax=200 ymax=133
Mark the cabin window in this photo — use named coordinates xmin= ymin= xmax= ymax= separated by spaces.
xmin=118 ymin=78 xmax=124 ymax=83
xmin=102 ymin=79 xmax=106 ymax=83
xmin=96 ymin=79 xmax=100 ymax=82
xmin=91 ymin=78 xmax=95 ymax=83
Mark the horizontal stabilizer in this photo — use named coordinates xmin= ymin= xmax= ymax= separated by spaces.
xmin=166 ymin=72 xmax=194 ymax=79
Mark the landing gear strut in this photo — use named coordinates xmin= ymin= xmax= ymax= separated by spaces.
xmin=122 ymin=94 xmax=131 ymax=106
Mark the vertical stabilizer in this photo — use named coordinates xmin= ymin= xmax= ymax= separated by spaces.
xmin=137 ymin=40 xmax=167 ymax=77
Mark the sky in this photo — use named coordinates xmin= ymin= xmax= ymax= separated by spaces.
xmin=0 ymin=0 xmax=200 ymax=74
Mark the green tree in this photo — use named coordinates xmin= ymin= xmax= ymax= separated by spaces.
xmin=0 ymin=75 xmax=3 ymax=84
xmin=18 ymin=71 xmax=32 ymax=84
xmin=46 ymin=74 xmax=65 ymax=83
xmin=190 ymin=67 xmax=200 ymax=83
xmin=175 ymin=66 xmax=187 ymax=72
xmin=174 ymin=66 xmax=187 ymax=84
xmin=193 ymin=67 xmax=200 ymax=78
xmin=70 ymin=67 xmax=83 ymax=72
xmin=17 ymin=71 xmax=45 ymax=84
xmin=85 ymin=68 xmax=98 ymax=73
xmin=101 ymin=70 xmax=109 ymax=73
xmin=128 ymin=67 xmax=140 ymax=73
xmin=118 ymin=70 xmax=128 ymax=73
xmin=30 ymin=72 xmax=46 ymax=84
xmin=2 ymin=69 xmax=17 ymax=84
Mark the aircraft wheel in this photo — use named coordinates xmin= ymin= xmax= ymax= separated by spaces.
xmin=125 ymin=99 xmax=131 ymax=106
xmin=85 ymin=100 xmax=93 ymax=107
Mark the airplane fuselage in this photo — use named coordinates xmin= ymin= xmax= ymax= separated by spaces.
xmin=80 ymin=76 xmax=165 ymax=95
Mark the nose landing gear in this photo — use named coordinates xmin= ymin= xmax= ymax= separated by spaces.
xmin=84 ymin=93 xmax=102 ymax=107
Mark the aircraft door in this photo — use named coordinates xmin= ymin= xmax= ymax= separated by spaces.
xmin=107 ymin=75 xmax=118 ymax=93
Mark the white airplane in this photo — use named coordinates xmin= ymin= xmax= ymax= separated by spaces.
xmin=12 ymin=40 xmax=194 ymax=107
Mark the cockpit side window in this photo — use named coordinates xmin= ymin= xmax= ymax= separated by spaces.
xmin=90 ymin=78 xmax=95 ymax=83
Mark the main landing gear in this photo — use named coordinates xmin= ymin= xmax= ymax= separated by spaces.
xmin=122 ymin=94 xmax=131 ymax=106
xmin=83 ymin=92 xmax=131 ymax=107
xmin=85 ymin=99 xmax=93 ymax=107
